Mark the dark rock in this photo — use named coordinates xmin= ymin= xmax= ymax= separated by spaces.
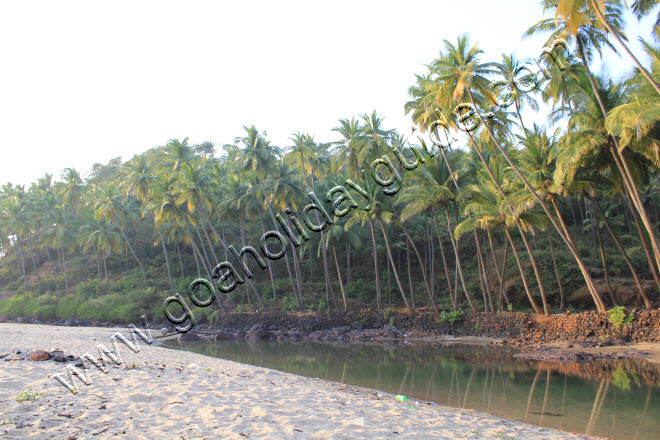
xmin=30 ymin=350 xmax=51 ymax=361
xmin=351 ymin=321 xmax=362 ymax=330
xmin=54 ymin=355 xmax=68 ymax=362
xmin=0 ymin=314 xmax=10 ymax=323
xmin=65 ymin=318 xmax=74 ymax=326
xmin=16 ymin=421 xmax=24 ymax=429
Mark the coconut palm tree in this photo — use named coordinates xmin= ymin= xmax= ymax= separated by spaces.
xmin=431 ymin=34 xmax=605 ymax=312
xmin=235 ymin=126 xmax=301 ymax=308
xmin=41 ymin=206 xmax=76 ymax=294
xmin=528 ymin=0 xmax=660 ymax=278
xmin=90 ymin=182 xmax=149 ymax=288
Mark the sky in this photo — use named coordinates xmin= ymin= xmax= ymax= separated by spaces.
xmin=0 ymin=1 xmax=655 ymax=187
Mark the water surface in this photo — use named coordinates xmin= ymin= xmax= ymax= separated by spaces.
xmin=162 ymin=339 xmax=660 ymax=440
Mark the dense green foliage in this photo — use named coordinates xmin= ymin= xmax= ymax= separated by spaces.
xmin=1 ymin=0 xmax=660 ymax=322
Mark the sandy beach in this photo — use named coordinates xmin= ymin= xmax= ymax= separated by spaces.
xmin=0 ymin=323 xmax=604 ymax=439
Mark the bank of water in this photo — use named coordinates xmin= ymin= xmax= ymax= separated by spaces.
xmin=162 ymin=340 xmax=660 ymax=440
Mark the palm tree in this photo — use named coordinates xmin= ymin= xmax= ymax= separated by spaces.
xmin=78 ymin=221 xmax=123 ymax=287
xmin=585 ymin=0 xmax=660 ymax=94
xmin=175 ymin=160 xmax=265 ymax=307
xmin=528 ymin=0 xmax=660 ymax=279
xmin=121 ymin=154 xmax=176 ymax=295
xmin=0 ymin=197 xmax=30 ymax=292
xmin=323 ymin=222 xmax=360 ymax=311
xmin=59 ymin=168 xmax=83 ymax=219
xmin=235 ymin=126 xmax=300 ymax=308
xmin=493 ymin=53 xmax=540 ymax=132
xmin=285 ymin=133 xmax=337 ymax=310
xmin=90 ymin=182 xmax=149 ymax=288
xmin=455 ymin=179 xmax=546 ymax=315
xmin=398 ymin=154 xmax=465 ymax=311
xmin=346 ymin=189 xmax=412 ymax=311
xmin=431 ymin=34 xmax=605 ymax=312
xmin=41 ymin=206 xmax=76 ymax=294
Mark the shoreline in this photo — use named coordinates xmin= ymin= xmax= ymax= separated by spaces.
xmin=0 ymin=323 xmax=609 ymax=439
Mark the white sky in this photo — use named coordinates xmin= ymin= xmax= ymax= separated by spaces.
xmin=0 ymin=1 xmax=654 ymax=187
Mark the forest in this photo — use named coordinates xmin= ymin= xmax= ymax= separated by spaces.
xmin=1 ymin=0 xmax=659 ymax=324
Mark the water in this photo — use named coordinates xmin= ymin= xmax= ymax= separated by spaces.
xmin=161 ymin=339 xmax=660 ymax=440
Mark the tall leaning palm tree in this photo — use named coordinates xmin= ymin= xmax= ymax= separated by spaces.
xmin=432 ymin=35 xmax=605 ymax=312
xmin=528 ymin=0 xmax=660 ymax=279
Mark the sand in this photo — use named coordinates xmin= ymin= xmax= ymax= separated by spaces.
xmin=0 ymin=323 xmax=603 ymax=440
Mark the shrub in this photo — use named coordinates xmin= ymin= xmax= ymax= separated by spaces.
xmin=608 ymin=306 xmax=634 ymax=330
xmin=56 ymin=296 xmax=82 ymax=319
xmin=76 ymin=279 xmax=106 ymax=298
xmin=438 ymin=309 xmax=465 ymax=326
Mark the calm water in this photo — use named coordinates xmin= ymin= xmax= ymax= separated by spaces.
xmin=161 ymin=339 xmax=660 ymax=440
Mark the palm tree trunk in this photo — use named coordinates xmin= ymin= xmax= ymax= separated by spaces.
xmin=257 ymin=181 xmax=301 ymax=308
xmin=113 ymin=214 xmax=148 ymax=288
xmin=18 ymin=237 xmax=27 ymax=292
xmin=445 ymin=207 xmax=477 ymax=312
xmin=487 ymin=231 xmax=503 ymax=302
xmin=387 ymin=251 xmax=392 ymax=304
xmin=474 ymin=231 xmax=494 ymax=312
xmin=332 ymin=244 xmax=348 ymax=311
xmin=96 ymin=251 xmax=101 ymax=280
xmin=391 ymin=201 xmax=438 ymax=313
xmin=61 ymin=247 xmax=68 ymax=295
xmin=155 ymin=221 xmax=175 ymax=295
xmin=592 ymin=201 xmax=617 ymax=306
xmin=103 ymin=250 xmax=108 ymax=287
xmin=466 ymin=86 xmax=606 ymax=312
xmin=428 ymin=219 xmax=435 ymax=296
xmin=368 ymin=217 xmax=383 ymax=311
xmin=518 ymin=225 xmax=550 ymax=315
xmin=193 ymin=195 xmax=265 ymax=307
xmin=595 ymin=198 xmax=652 ymax=308
xmin=433 ymin=208 xmax=456 ymax=310
xmin=379 ymin=218 xmax=411 ymax=311
xmin=628 ymin=197 xmax=660 ymax=295
xmin=240 ymin=221 xmax=250 ymax=304
xmin=308 ymin=175 xmax=339 ymax=311
xmin=184 ymin=224 xmax=226 ymax=312
xmin=547 ymin=228 xmax=565 ymax=311
xmin=27 ymin=236 xmax=39 ymax=280
xmin=259 ymin=216 xmax=278 ymax=304
xmin=587 ymin=0 xmax=660 ymax=94
xmin=515 ymin=100 xmax=527 ymax=132
xmin=504 ymin=228 xmax=543 ymax=315
xmin=346 ymin=243 xmax=351 ymax=299
xmin=576 ymin=34 xmax=660 ymax=273
xmin=176 ymin=241 xmax=184 ymax=277
xmin=407 ymin=238 xmax=416 ymax=310
xmin=497 ymin=239 xmax=510 ymax=311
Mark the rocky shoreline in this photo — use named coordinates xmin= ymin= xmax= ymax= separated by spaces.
xmin=3 ymin=308 xmax=660 ymax=364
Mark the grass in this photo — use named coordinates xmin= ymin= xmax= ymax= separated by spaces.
xmin=15 ymin=386 xmax=46 ymax=402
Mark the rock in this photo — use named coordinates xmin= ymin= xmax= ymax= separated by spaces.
xmin=245 ymin=324 xmax=266 ymax=341
xmin=30 ymin=350 xmax=51 ymax=361
xmin=65 ymin=318 xmax=74 ymax=326
xmin=54 ymin=355 xmax=68 ymax=362
xmin=16 ymin=421 xmax=24 ymax=429
xmin=0 ymin=314 xmax=10 ymax=323
xmin=351 ymin=321 xmax=363 ymax=330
